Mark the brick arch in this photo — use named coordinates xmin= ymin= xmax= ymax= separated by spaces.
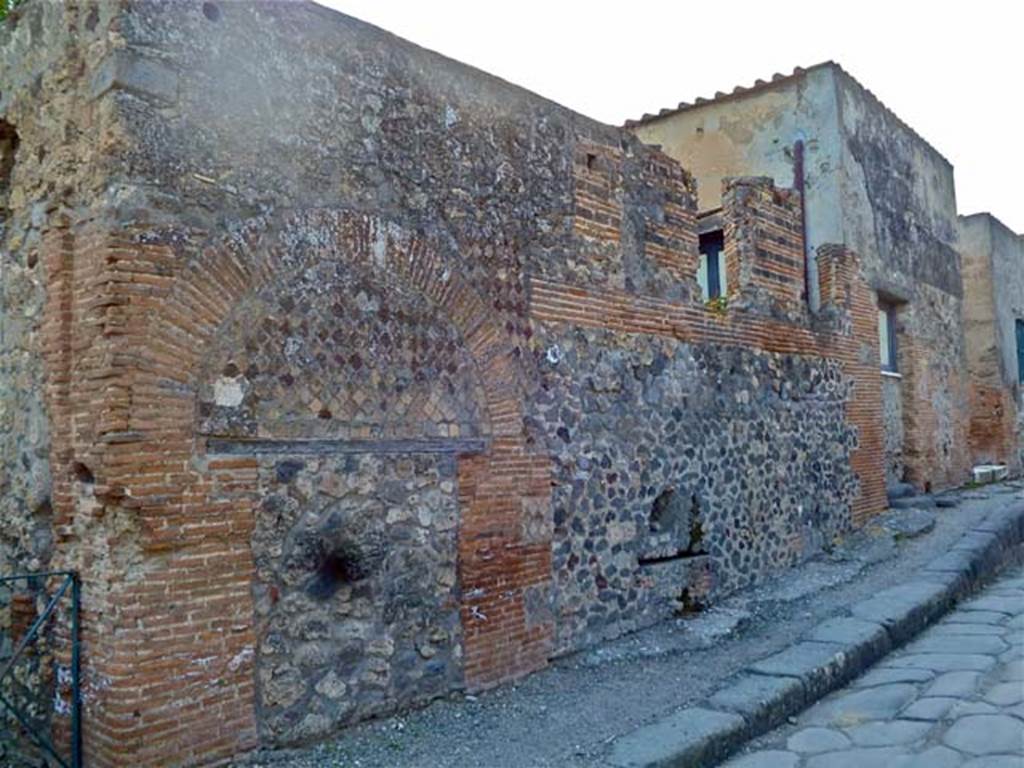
xmin=149 ymin=210 xmax=526 ymax=444
xmin=194 ymin=220 xmax=495 ymax=444
xmin=82 ymin=210 xmax=554 ymax=765
xmin=271 ymin=209 xmax=528 ymax=441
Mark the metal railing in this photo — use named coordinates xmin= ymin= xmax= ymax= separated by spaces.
xmin=0 ymin=570 xmax=81 ymax=768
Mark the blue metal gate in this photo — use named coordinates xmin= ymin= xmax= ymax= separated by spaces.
xmin=0 ymin=571 xmax=81 ymax=768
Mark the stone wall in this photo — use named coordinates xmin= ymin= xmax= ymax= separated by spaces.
xmin=960 ymin=213 xmax=1023 ymax=471
xmin=0 ymin=0 xmax=85 ymax=578
xmin=881 ymin=376 xmax=904 ymax=486
xmin=536 ymin=164 xmax=886 ymax=650
xmin=3 ymin=3 xmax=887 ymax=765
xmin=988 ymin=218 xmax=1024 ymax=470
xmin=541 ymin=329 xmax=856 ymax=650
xmin=251 ymin=452 xmax=462 ymax=743
xmin=988 ymin=220 xmax=1024 ymax=397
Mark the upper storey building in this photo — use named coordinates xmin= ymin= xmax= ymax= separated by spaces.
xmin=629 ymin=62 xmax=971 ymax=493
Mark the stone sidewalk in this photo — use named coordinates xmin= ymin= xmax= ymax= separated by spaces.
xmin=723 ymin=566 xmax=1024 ymax=768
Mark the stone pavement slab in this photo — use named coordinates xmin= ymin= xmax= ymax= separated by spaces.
xmin=899 ymin=696 xmax=959 ymax=720
xmin=925 ymin=671 xmax=983 ymax=697
xmin=722 ymin=564 xmax=1024 ymax=768
xmin=904 ymin=634 xmax=1008 ymax=655
xmin=879 ymin=652 xmax=997 ymax=672
xmin=610 ymin=707 xmax=747 ymax=768
xmin=799 ymin=683 xmax=918 ymax=725
xmin=785 ymin=727 xmax=850 ymax=753
xmin=849 ymin=580 xmax=953 ymax=645
xmin=707 ymin=674 xmax=805 ymax=733
xmin=726 ymin=752 xmax=799 ymax=768
xmin=745 ymin=642 xmax=850 ymax=699
xmin=851 ymin=667 xmax=933 ymax=687
xmin=942 ymin=714 xmax=1023 ymax=755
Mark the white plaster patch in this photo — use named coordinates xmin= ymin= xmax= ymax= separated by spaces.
xmin=213 ymin=376 xmax=245 ymax=407
xmin=372 ymin=224 xmax=387 ymax=268
xmin=444 ymin=104 xmax=458 ymax=128
xmin=284 ymin=336 xmax=303 ymax=356
xmin=608 ymin=520 xmax=636 ymax=546
xmin=227 ymin=645 xmax=255 ymax=672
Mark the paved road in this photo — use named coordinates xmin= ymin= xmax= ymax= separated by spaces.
xmin=723 ymin=566 xmax=1024 ymax=768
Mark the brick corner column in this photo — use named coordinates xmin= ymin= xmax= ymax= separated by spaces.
xmin=816 ymin=244 xmax=887 ymax=526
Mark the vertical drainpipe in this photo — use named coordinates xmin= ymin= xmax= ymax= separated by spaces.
xmin=793 ymin=139 xmax=810 ymax=305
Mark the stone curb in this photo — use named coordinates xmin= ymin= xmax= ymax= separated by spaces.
xmin=608 ymin=501 xmax=1024 ymax=768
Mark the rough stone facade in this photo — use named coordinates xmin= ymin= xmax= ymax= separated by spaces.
xmin=0 ymin=4 xmax=981 ymax=767
xmin=251 ymin=452 xmax=463 ymax=743
xmin=881 ymin=375 xmax=905 ymax=486
xmin=629 ymin=61 xmax=973 ymax=494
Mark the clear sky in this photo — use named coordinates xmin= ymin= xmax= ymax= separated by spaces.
xmin=319 ymin=0 xmax=1023 ymax=234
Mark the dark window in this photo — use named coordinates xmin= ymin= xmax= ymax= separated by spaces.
xmin=1016 ymin=318 xmax=1024 ymax=385
xmin=699 ymin=229 xmax=725 ymax=300
xmin=878 ymin=302 xmax=899 ymax=373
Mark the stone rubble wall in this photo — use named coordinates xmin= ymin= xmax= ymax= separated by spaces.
xmin=881 ymin=376 xmax=905 ymax=486
xmin=3 ymin=2 xmax=888 ymax=764
xmin=896 ymin=283 xmax=972 ymax=492
xmin=252 ymin=452 xmax=462 ymax=743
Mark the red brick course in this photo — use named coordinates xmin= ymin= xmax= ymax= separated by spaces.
xmin=969 ymin=383 xmax=1019 ymax=469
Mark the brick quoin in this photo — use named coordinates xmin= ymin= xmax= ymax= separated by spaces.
xmin=969 ymin=383 xmax=1018 ymax=468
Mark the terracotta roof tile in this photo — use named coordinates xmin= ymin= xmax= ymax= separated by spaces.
xmin=623 ymin=61 xmax=950 ymax=166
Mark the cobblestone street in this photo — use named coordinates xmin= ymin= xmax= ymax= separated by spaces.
xmin=724 ymin=566 xmax=1024 ymax=768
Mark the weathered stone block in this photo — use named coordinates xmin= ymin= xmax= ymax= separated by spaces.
xmin=90 ymin=50 xmax=178 ymax=102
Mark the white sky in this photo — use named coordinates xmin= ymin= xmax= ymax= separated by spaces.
xmin=320 ymin=1 xmax=1023 ymax=234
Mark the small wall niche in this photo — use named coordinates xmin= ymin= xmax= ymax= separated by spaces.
xmin=305 ymin=536 xmax=385 ymax=601
xmin=640 ymin=488 xmax=708 ymax=565
xmin=71 ymin=461 xmax=95 ymax=485
xmin=0 ymin=120 xmax=18 ymax=241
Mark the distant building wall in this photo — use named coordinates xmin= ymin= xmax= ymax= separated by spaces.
xmin=832 ymin=69 xmax=970 ymax=491
xmin=960 ymin=213 xmax=1023 ymax=470
xmin=991 ymin=232 xmax=1024 ymax=386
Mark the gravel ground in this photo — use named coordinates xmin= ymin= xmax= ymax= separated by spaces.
xmin=234 ymin=482 xmax=1024 ymax=768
